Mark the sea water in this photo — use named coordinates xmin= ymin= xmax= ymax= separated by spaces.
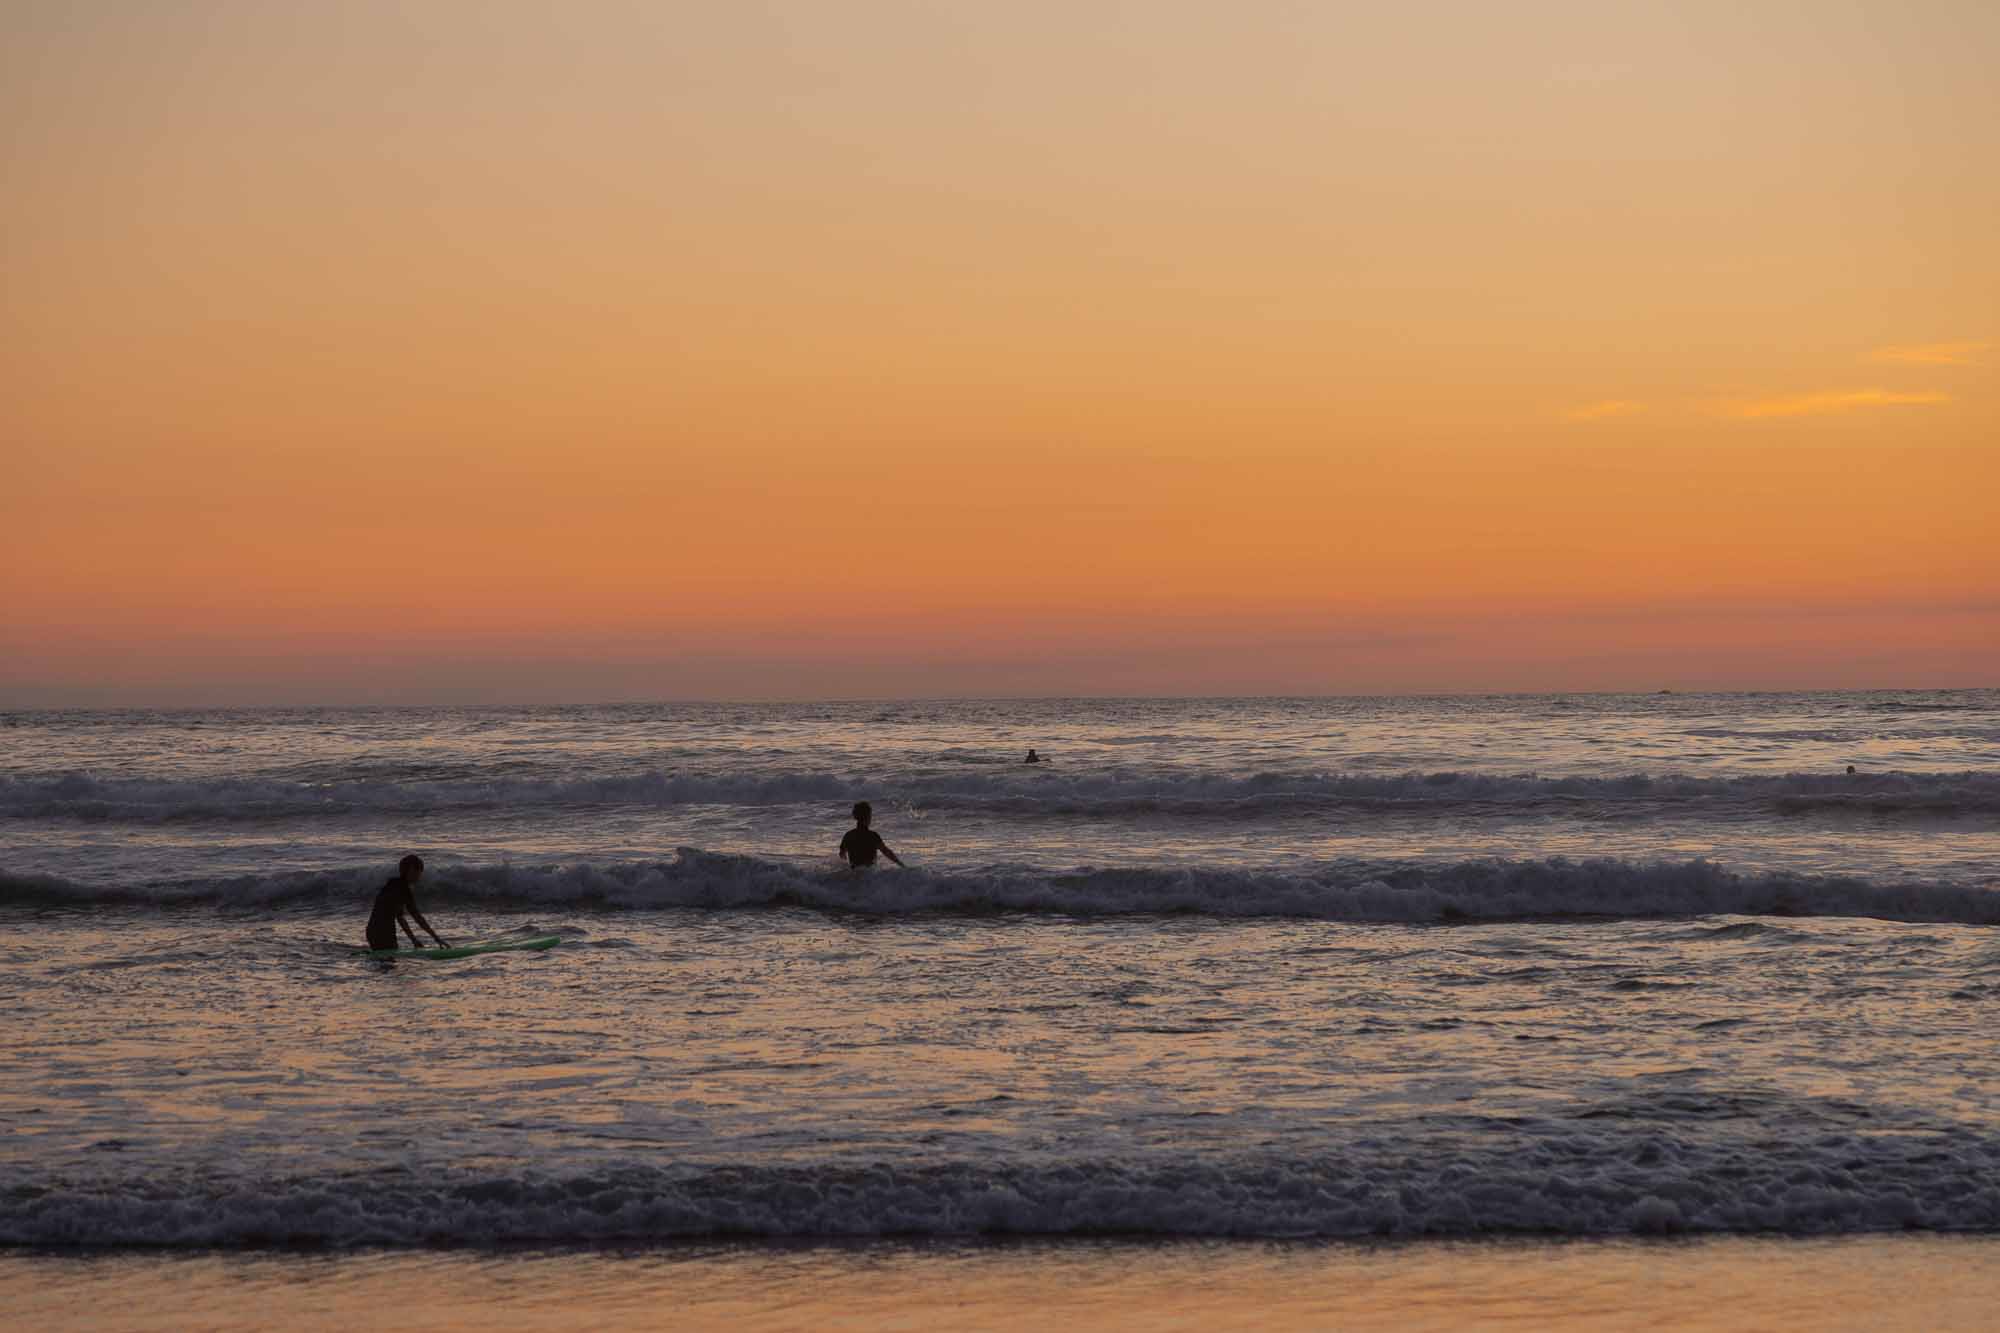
xmin=3 ymin=691 xmax=1998 ymax=1323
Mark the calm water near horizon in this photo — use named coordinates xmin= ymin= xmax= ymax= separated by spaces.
xmin=4 ymin=690 xmax=1998 ymax=1324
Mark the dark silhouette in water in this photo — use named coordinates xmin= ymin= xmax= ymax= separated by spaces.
xmin=366 ymin=854 xmax=447 ymax=951
xmin=1847 ymin=765 xmax=1858 ymax=775
xmin=838 ymin=801 xmax=903 ymax=868
xmin=1024 ymin=748 xmax=1041 ymax=764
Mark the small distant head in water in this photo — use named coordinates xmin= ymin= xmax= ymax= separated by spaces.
xmin=852 ymin=801 xmax=872 ymax=827
xmin=399 ymin=853 xmax=425 ymax=883
xmin=1025 ymin=748 xmax=1040 ymax=764
xmin=1846 ymin=765 xmax=1857 ymax=775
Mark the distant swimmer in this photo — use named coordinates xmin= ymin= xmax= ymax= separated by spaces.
xmin=1846 ymin=765 xmax=1858 ymax=775
xmin=838 ymin=801 xmax=904 ymax=869
xmin=366 ymin=854 xmax=449 ymax=952
xmin=1024 ymin=748 xmax=1041 ymax=764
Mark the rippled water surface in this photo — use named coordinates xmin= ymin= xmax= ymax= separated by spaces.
xmin=2 ymin=691 xmax=1997 ymax=1253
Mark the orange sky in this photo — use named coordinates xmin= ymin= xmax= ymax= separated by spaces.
xmin=4 ymin=1 xmax=1995 ymax=704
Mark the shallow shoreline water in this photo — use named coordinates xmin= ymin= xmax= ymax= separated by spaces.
xmin=7 ymin=1235 xmax=2000 ymax=1331
xmin=7 ymin=904 xmax=1998 ymax=1245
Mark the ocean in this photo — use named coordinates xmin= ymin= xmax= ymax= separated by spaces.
xmin=4 ymin=690 xmax=1998 ymax=1327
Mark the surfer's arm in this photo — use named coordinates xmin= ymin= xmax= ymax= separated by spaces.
xmin=880 ymin=842 xmax=904 ymax=867
xmin=408 ymin=903 xmax=446 ymax=947
xmin=396 ymin=912 xmax=421 ymax=948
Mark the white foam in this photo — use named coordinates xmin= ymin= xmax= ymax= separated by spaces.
xmin=8 ymin=1131 xmax=1999 ymax=1246
xmin=7 ymin=851 xmax=1998 ymax=926
xmin=6 ymin=768 xmax=1997 ymax=822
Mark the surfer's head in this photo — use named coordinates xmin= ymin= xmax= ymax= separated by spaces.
xmin=852 ymin=801 xmax=872 ymax=826
xmin=399 ymin=853 xmax=425 ymax=882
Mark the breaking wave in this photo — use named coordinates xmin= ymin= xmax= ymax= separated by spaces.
xmin=10 ymin=1133 xmax=2000 ymax=1246
xmin=6 ymin=851 xmax=1997 ymax=926
xmin=7 ymin=768 xmax=1998 ymax=822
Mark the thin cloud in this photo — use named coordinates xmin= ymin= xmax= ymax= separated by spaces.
xmin=1564 ymin=399 xmax=1645 ymax=422
xmin=1869 ymin=341 xmax=1992 ymax=366
xmin=1726 ymin=389 xmax=1951 ymax=420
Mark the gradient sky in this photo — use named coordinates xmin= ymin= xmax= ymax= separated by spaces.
xmin=4 ymin=1 xmax=1995 ymax=704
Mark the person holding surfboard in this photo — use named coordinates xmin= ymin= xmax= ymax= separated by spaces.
xmin=838 ymin=802 xmax=904 ymax=869
xmin=366 ymin=854 xmax=449 ymax=952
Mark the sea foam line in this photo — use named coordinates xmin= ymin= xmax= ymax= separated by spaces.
xmin=9 ymin=1132 xmax=2000 ymax=1246
xmin=5 ymin=851 xmax=1997 ymax=926
xmin=5 ymin=768 xmax=1998 ymax=822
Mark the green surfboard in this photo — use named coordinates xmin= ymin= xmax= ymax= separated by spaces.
xmin=357 ymin=935 xmax=560 ymax=960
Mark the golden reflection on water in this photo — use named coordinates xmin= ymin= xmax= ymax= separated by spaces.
xmin=5 ymin=1236 xmax=1998 ymax=1332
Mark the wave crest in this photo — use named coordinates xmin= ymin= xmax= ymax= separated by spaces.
xmin=7 ymin=768 xmax=1999 ymax=822
xmin=7 ymin=851 xmax=1997 ymax=926
xmin=9 ymin=1134 xmax=1999 ymax=1246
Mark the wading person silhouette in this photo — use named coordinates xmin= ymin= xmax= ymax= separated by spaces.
xmin=366 ymin=854 xmax=449 ymax=951
xmin=838 ymin=802 xmax=904 ymax=869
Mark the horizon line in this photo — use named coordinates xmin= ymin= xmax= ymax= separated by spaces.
xmin=3 ymin=683 xmax=1992 ymax=715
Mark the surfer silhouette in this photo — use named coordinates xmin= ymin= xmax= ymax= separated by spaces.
xmin=366 ymin=854 xmax=448 ymax=951
xmin=1024 ymin=748 xmax=1041 ymax=764
xmin=838 ymin=802 xmax=903 ymax=869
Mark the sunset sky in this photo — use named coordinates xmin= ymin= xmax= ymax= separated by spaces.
xmin=4 ymin=1 xmax=1995 ymax=705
